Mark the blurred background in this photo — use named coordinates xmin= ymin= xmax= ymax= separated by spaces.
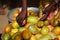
xmin=0 ymin=0 xmax=40 ymax=9
xmin=0 ymin=0 xmax=54 ymax=9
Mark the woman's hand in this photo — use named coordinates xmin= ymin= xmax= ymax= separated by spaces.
xmin=16 ymin=0 xmax=27 ymax=27
xmin=16 ymin=11 xmax=27 ymax=27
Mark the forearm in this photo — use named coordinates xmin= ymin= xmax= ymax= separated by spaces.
xmin=22 ymin=0 xmax=27 ymax=11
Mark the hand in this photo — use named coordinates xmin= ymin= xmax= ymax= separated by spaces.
xmin=16 ymin=11 xmax=27 ymax=27
xmin=16 ymin=0 xmax=27 ymax=27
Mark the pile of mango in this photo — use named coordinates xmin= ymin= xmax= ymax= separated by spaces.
xmin=2 ymin=9 xmax=60 ymax=40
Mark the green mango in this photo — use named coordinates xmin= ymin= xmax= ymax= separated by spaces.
xmin=27 ymin=16 xmax=39 ymax=24
xmin=19 ymin=27 xmax=26 ymax=33
xmin=40 ymin=26 xmax=50 ymax=35
xmin=38 ymin=35 xmax=52 ymax=40
xmin=12 ymin=32 xmax=21 ymax=39
xmin=3 ymin=33 xmax=11 ymax=40
xmin=13 ymin=35 xmax=22 ymax=40
xmin=28 ymin=24 xmax=39 ymax=34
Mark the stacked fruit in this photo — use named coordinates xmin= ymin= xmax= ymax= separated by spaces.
xmin=2 ymin=9 xmax=60 ymax=40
